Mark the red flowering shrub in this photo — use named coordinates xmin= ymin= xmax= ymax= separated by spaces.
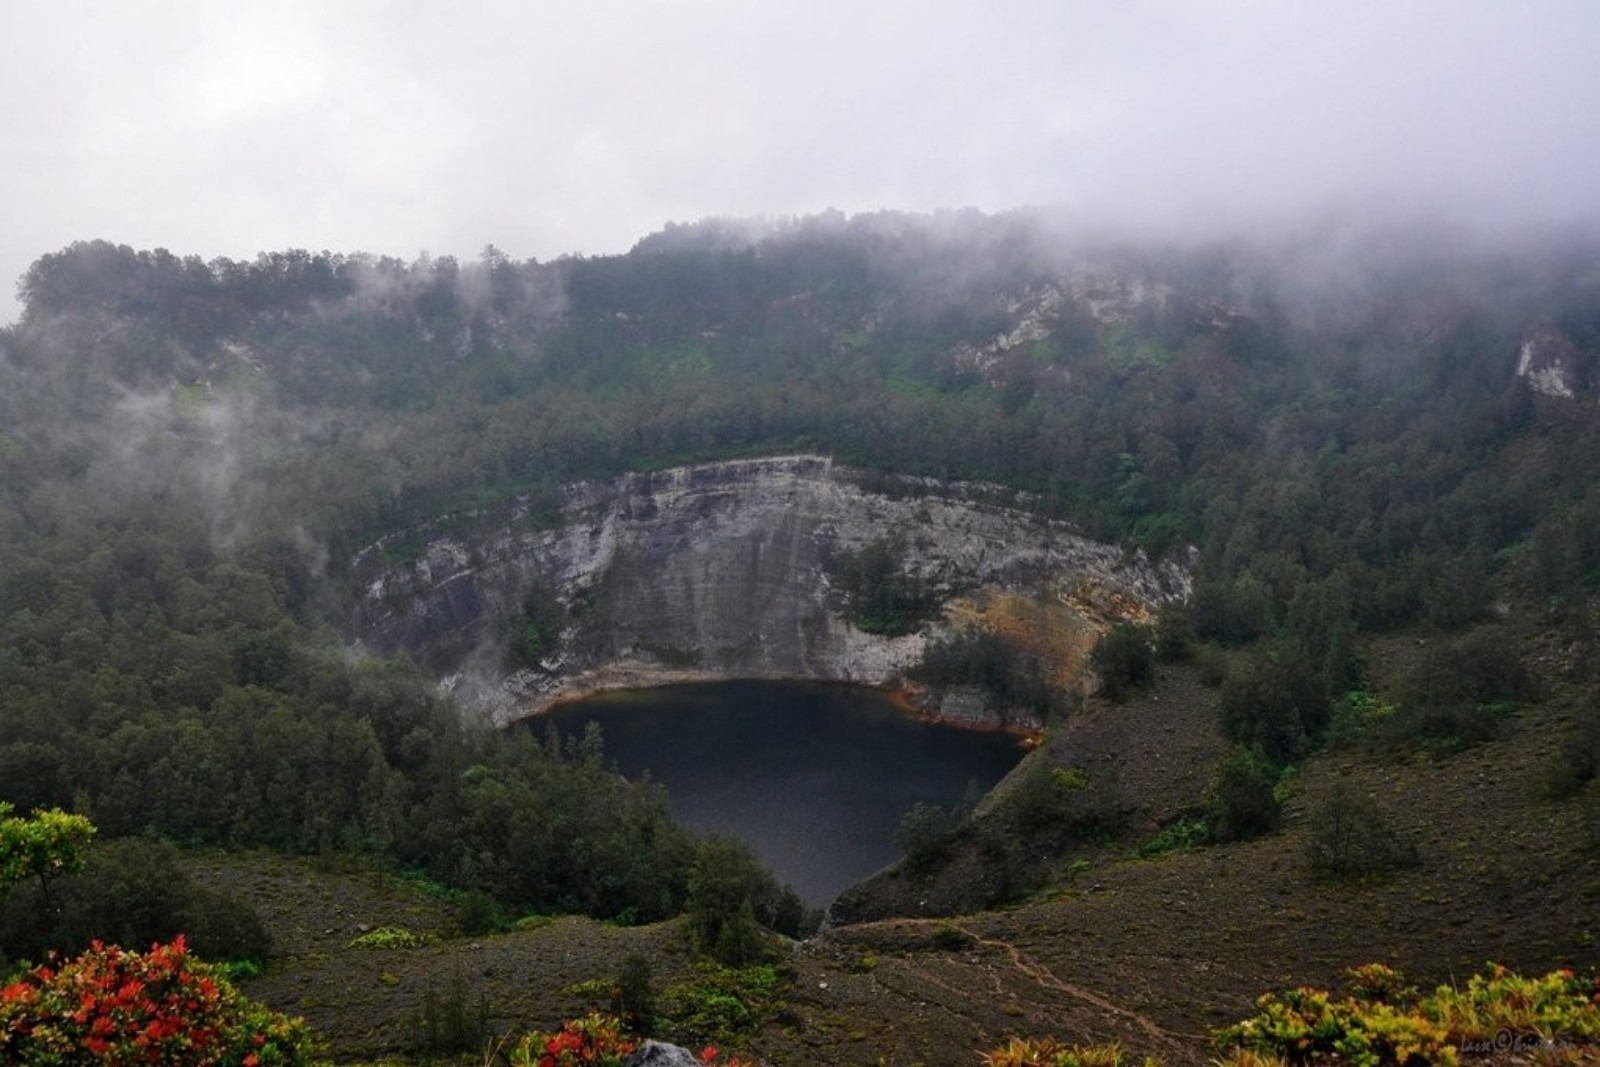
xmin=0 ymin=935 xmax=314 ymax=1065
xmin=509 ymin=1012 xmax=636 ymax=1066
xmin=507 ymin=1012 xmax=753 ymax=1066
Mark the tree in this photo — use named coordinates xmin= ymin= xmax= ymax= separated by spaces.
xmin=894 ymin=801 xmax=960 ymax=868
xmin=1089 ymin=621 xmax=1155 ymax=703
xmin=615 ymin=951 xmax=655 ymax=1036
xmin=0 ymin=804 xmax=95 ymax=913
xmin=685 ymin=837 xmax=774 ymax=966
xmin=1206 ymin=746 xmax=1282 ymax=842
xmin=1305 ymin=783 xmax=1418 ymax=879
xmin=1216 ymin=643 xmax=1330 ymax=763
xmin=833 ymin=536 xmax=932 ymax=636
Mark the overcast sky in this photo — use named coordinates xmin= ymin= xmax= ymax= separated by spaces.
xmin=3 ymin=0 xmax=1599 ymax=323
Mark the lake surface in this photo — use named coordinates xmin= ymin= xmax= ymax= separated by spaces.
xmin=541 ymin=680 xmax=1028 ymax=905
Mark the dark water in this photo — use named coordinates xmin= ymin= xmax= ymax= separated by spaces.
xmin=541 ymin=680 xmax=1027 ymax=906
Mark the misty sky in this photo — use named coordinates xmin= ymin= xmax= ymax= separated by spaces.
xmin=3 ymin=0 xmax=1599 ymax=323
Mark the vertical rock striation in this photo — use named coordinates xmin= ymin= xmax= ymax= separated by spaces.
xmin=349 ymin=456 xmax=1188 ymax=729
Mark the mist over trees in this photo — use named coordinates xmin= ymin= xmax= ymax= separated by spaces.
xmin=2 ymin=208 xmax=1599 ymax=949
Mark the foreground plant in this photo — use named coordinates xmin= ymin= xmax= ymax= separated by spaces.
xmin=1217 ymin=962 xmax=1600 ymax=1065
xmin=0 ymin=935 xmax=314 ymax=1065
xmin=980 ymin=1036 xmax=1147 ymax=1066
xmin=506 ymin=1012 xmax=752 ymax=1066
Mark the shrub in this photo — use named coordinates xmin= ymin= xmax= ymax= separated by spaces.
xmin=0 ymin=804 xmax=94 ymax=913
xmin=981 ymin=1036 xmax=1132 ymax=1066
xmin=894 ymin=801 xmax=961 ymax=867
xmin=655 ymin=964 xmax=780 ymax=1048
xmin=1424 ymin=962 xmax=1600 ymax=1043
xmin=504 ymin=1012 xmax=753 ymax=1067
xmin=832 ymin=536 xmax=934 ymax=636
xmin=1000 ymin=763 xmax=1096 ymax=835
xmin=1153 ymin=601 xmax=1194 ymax=663
xmin=1216 ymin=644 xmax=1329 ymax=763
xmin=684 ymin=836 xmax=813 ymax=963
xmin=1206 ymin=746 xmax=1283 ymax=842
xmin=1090 ymin=622 xmax=1156 ymax=703
xmin=617 ymin=951 xmax=655 ymax=1036
xmin=930 ymin=922 xmax=972 ymax=951
xmin=912 ymin=628 xmax=1056 ymax=720
xmin=508 ymin=1012 xmax=636 ymax=1067
xmin=0 ymin=936 xmax=314 ymax=1065
xmin=1218 ymin=962 xmax=1600 ymax=1065
xmin=455 ymin=888 xmax=507 ymax=935
xmin=1138 ymin=816 xmax=1211 ymax=857
xmin=1544 ymin=697 xmax=1600 ymax=799
xmin=1324 ymin=690 xmax=1397 ymax=750
xmin=0 ymin=836 xmax=271 ymax=967
xmin=1393 ymin=630 xmax=1534 ymax=751
xmin=411 ymin=967 xmax=486 ymax=1059
xmin=1305 ymin=783 xmax=1419 ymax=880
xmin=347 ymin=925 xmax=431 ymax=949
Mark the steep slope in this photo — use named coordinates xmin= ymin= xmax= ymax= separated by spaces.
xmin=348 ymin=455 xmax=1188 ymax=729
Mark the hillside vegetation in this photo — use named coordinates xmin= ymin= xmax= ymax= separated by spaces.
xmin=1 ymin=209 xmax=1597 ymax=1061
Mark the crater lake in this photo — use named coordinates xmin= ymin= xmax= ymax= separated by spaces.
xmin=540 ymin=680 xmax=1029 ymax=905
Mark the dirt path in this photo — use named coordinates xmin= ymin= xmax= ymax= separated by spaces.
xmin=950 ymin=923 xmax=1195 ymax=1062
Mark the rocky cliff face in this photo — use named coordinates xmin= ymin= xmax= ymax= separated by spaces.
xmin=1516 ymin=324 xmax=1592 ymax=400
xmin=349 ymin=456 xmax=1188 ymax=729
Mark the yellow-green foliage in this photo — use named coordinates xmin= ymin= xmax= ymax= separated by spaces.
xmin=1216 ymin=962 xmax=1599 ymax=1066
xmin=346 ymin=926 xmax=431 ymax=950
xmin=656 ymin=963 xmax=780 ymax=1048
xmin=563 ymin=975 xmax=618 ymax=1001
xmin=987 ymin=963 xmax=1598 ymax=1067
xmin=980 ymin=1036 xmax=1150 ymax=1067
xmin=1423 ymin=963 xmax=1600 ymax=1043
xmin=0 ymin=804 xmax=95 ymax=896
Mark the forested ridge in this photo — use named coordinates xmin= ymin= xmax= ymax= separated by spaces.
xmin=2 ymin=208 xmax=1599 ymax=965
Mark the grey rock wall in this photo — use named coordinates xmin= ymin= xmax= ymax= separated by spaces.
xmin=348 ymin=456 xmax=1188 ymax=727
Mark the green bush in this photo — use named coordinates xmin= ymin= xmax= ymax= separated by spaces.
xmin=832 ymin=536 xmax=934 ymax=636
xmin=656 ymin=963 xmax=780 ymax=1047
xmin=930 ymin=922 xmax=972 ymax=951
xmin=894 ymin=801 xmax=961 ymax=867
xmin=0 ymin=837 xmax=270 ymax=967
xmin=912 ymin=628 xmax=1055 ymax=720
xmin=617 ymin=951 xmax=655 ymax=1036
xmin=1544 ymin=697 xmax=1600 ymax=799
xmin=1216 ymin=643 xmax=1330 ymax=763
xmin=686 ymin=838 xmax=775 ymax=966
xmin=1219 ymin=962 xmax=1600 ymax=1065
xmin=1139 ymin=816 xmax=1211 ymax=857
xmin=410 ymin=967 xmax=486 ymax=1058
xmin=1089 ymin=622 xmax=1155 ymax=703
xmin=1394 ymin=630 xmax=1534 ymax=751
xmin=1153 ymin=601 xmax=1194 ymax=662
xmin=1206 ymin=746 xmax=1282 ymax=842
xmin=1304 ymin=783 xmax=1419 ymax=880
xmin=347 ymin=925 xmax=431 ymax=949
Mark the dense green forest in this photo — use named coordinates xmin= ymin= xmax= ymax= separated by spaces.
xmin=2 ymin=209 xmax=1599 ymax=967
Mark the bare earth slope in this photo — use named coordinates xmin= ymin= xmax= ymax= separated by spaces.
xmin=190 ymin=630 xmax=1598 ymax=1065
